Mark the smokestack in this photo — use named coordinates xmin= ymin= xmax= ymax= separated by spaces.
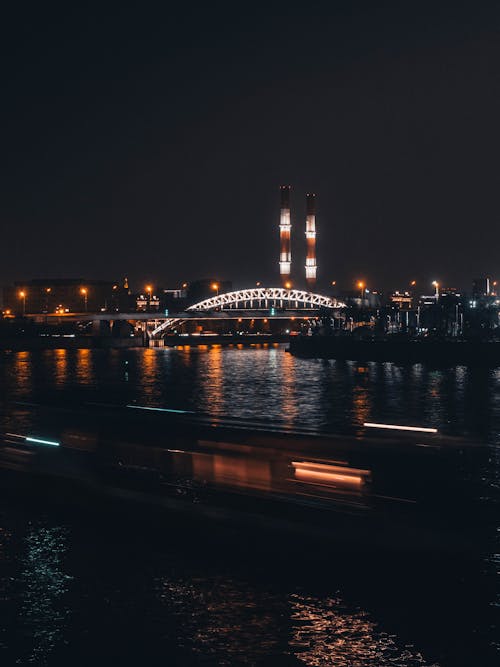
xmin=305 ymin=193 xmax=317 ymax=288
xmin=279 ymin=185 xmax=292 ymax=286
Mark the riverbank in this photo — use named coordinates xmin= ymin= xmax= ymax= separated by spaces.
xmin=0 ymin=335 xmax=143 ymax=351
xmin=289 ymin=335 xmax=500 ymax=365
xmin=0 ymin=333 xmax=292 ymax=351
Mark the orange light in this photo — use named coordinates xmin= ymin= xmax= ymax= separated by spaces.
xmin=4 ymin=309 xmax=11 ymax=315
xmin=145 ymin=285 xmax=153 ymax=294
xmin=46 ymin=287 xmax=51 ymax=293
xmin=256 ymin=281 xmax=261 ymax=287
xmin=80 ymin=287 xmax=87 ymax=295
xmin=182 ymin=282 xmax=188 ymax=288
xmin=285 ymin=281 xmax=292 ymax=289
xmin=410 ymin=280 xmax=416 ymax=286
xmin=291 ymin=461 xmax=370 ymax=488
xmin=211 ymin=282 xmax=219 ymax=291
xmin=357 ymin=281 xmax=365 ymax=290
xmin=263 ymin=318 xmax=268 ymax=323
xmin=331 ymin=280 xmax=336 ymax=286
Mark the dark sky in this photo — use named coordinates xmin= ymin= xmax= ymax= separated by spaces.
xmin=2 ymin=1 xmax=500 ymax=292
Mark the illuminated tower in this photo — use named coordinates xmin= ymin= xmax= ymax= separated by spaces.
xmin=279 ymin=185 xmax=292 ymax=285
xmin=305 ymin=193 xmax=317 ymax=288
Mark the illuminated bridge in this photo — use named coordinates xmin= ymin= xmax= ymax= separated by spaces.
xmin=42 ymin=288 xmax=345 ymax=340
xmin=149 ymin=288 xmax=345 ymax=338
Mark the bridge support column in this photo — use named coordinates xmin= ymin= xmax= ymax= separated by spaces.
xmin=92 ymin=320 xmax=111 ymax=336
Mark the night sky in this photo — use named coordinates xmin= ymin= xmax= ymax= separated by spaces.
xmin=2 ymin=1 xmax=500 ymax=292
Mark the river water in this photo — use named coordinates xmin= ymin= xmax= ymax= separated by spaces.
xmin=0 ymin=345 xmax=499 ymax=666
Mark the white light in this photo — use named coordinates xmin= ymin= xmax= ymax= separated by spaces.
xmin=26 ymin=436 xmax=60 ymax=447
xmin=363 ymin=422 xmax=438 ymax=434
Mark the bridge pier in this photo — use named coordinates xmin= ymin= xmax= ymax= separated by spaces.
xmin=92 ymin=319 xmax=111 ymax=337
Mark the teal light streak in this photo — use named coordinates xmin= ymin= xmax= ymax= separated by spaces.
xmin=126 ymin=405 xmax=193 ymax=415
xmin=26 ymin=437 xmax=60 ymax=447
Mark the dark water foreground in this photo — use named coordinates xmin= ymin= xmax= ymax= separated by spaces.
xmin=0 ymin=346 xmax=499 ymax=666
xmin=0 ymin=495 xmax=498 ymax=667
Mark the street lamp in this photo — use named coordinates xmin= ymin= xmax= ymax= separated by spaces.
xmin=284 ymin=281 xmax=292 ymax=290
xmin=211 ymin=282 xmax=219 ymax=296
xmin=432 ymin=281 xmax=439 ymax=301
xmin=19 ymin=290 xmax=26 ymax=316
xmin=80 ymin=287 xmax=88 ymax=312
xmin=357 ymin=280 xmax=365 ymax=301
xmin=145 ymin=285 xmax=153 ymax=312
xmin=45 ymin=287 xmax=51 ymax=313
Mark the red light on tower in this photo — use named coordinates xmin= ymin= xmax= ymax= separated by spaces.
xmin=279 ymin=185 xmax=292 ymax=286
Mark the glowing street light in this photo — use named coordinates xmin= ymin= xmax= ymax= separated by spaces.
xmin=211 ymin=282 xmax=219 ymax=296
xmin=284 ymin=281 xmax=292 ymax=290
xmin=145 ymin=285 xmax=153 ymax=312
xmin=410 ymin=280 xmax=416 ymax=287
xmin=44 ymin=287 xmax=52 ymax=313
xmin=357 ymin=280 xmax=365 ymax=300
xmin=432 ymin=280 xmax=439 ymax=300
xmin=80 ymin=287 xmax=88 ymax=312
xmin=19 ymin=290 xmax=26 ymax=315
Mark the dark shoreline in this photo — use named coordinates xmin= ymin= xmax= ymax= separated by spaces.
xmin=0 ymin=333 xmax=290 ymax=351
xmin=289 ymin=336 xmax=500 ymax=365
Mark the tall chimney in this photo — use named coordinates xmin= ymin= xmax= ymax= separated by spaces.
xmin=279 ymin=185 xmax=292 ymax=286
xmin=305 ymin=193 xmax=317 ymax=288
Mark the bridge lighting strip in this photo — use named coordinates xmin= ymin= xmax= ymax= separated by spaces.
xmin=363 ymin=422 xmax=438 ymax=434
xmin=126 ymin=405 xmax=194 ymax=415
xmin=26 ymin=436 xmax=60 ymax=447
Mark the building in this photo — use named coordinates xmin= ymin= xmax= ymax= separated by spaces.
xmin=389 ymin=291 xmax=412 ymax=309
xmin=472 ymin=277 xmax=491 ymax=299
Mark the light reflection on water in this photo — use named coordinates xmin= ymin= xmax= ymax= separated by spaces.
xmin=2 ymin=346 xmax=500 ymax=440
xmin=154 ymin=575 xmax=439 ymax=667
xmin=19 ymin=524 xmax=72 ymax=665
xmin=0 ymin=347 xmax=499 ymax=665
xmin=288 ymin=593 xmax=436 ymax=667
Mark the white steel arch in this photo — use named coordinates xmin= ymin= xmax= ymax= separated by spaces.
xmin=149 ymin=318 xmax=183 ymax=337
xmin=187 ymin=288 xmax=343 ymax=311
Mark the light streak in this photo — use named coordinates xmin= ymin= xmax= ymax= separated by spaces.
xmin=26 ymin=436 xmax=60 ymax=447
xmin=126 ymin=405 xmax=194 ymax=414
xmin=291 ymin=461 xmax=369 ymax=488
xmin=363 ymin=422 xmax=438 ymax=433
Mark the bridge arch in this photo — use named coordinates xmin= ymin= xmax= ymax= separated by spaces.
xmin=186 ymin=287 xmax=343 ymax=312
